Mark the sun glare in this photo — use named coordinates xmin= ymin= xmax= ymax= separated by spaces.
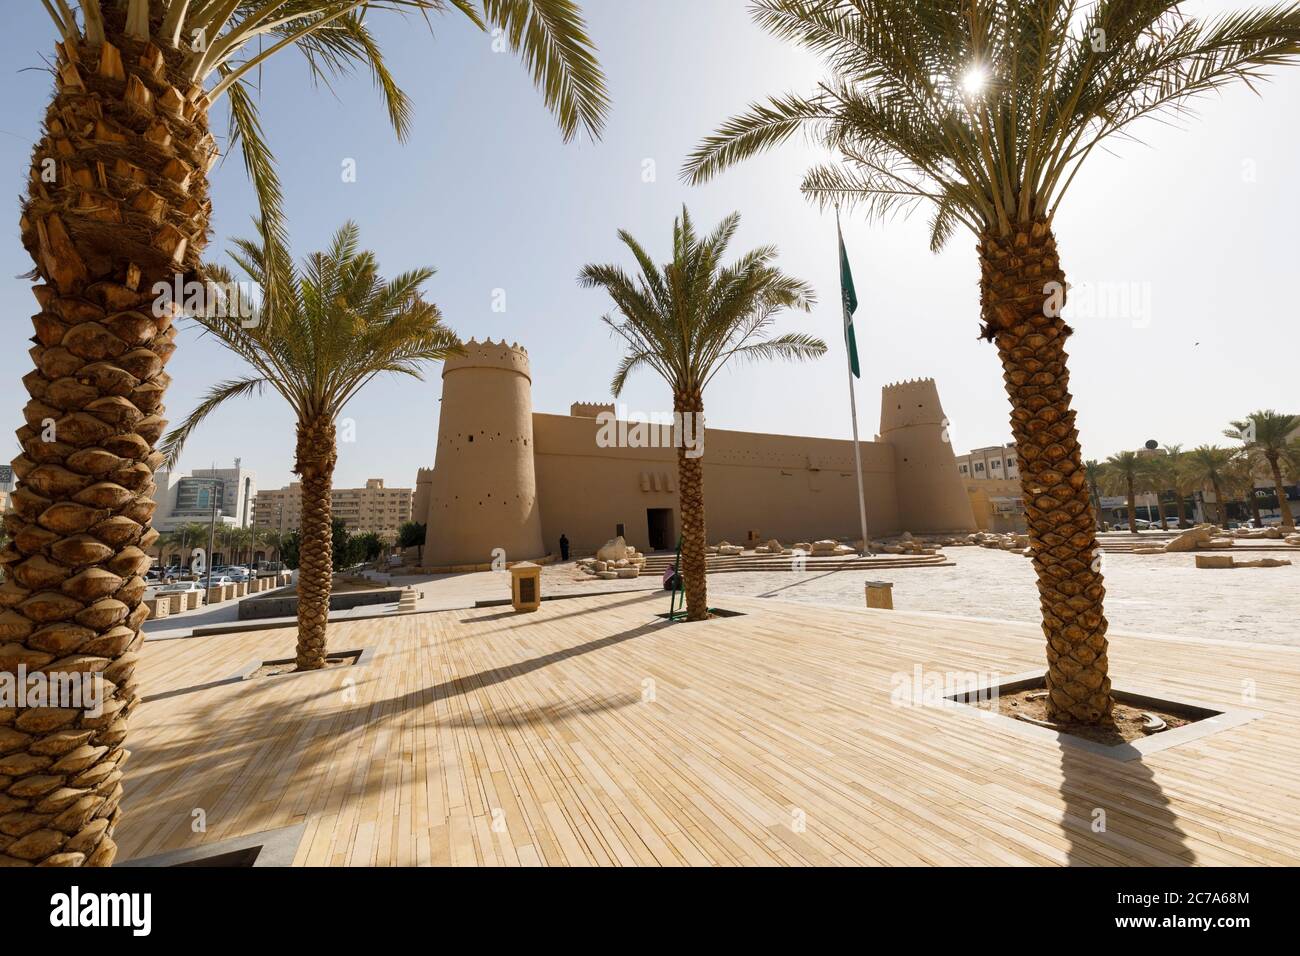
xmin=960 ymin=65 xmax=989 ymax=96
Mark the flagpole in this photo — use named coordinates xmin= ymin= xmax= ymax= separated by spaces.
xmin=837 ymin=208 xmax=872 ymax=556
xmin=845 ymin=312 xmax=871 ymax=556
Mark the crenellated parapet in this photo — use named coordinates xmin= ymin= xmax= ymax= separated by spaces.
xmin=442 ymin=338 xmax=531 ymax=380
xmin=569 ymin=402 xmax=615 ymax=419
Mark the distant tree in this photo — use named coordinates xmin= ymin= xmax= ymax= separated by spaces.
xmin=281 ymin=533 xmax=301 ymax=571
xmin=353 ymin=532 xmax=386 ymax=563
xmin=398 ymin=521 xmax=427 ymax=564
xmin=1189 ymin=446 xmax=1235 ymax=526
xmin=1101 ymin=452 xmax=1142 ymax=534
xmin=1084 ymin=460 xmax=1104 ymax=531
xmin=1163 ymin=445 xmax=1198 ymax=529
xmin=1226 ymin=410 xmax=1299 ymax=529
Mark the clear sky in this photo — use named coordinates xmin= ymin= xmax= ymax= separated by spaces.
xmin=2 ymin=1 xmax=1296 ymax=492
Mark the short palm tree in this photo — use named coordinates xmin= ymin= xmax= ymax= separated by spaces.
xmin=1189 ymin=445 xmax=1234 ymax=526
xmin=162 ymin=221 xmax=460 ymax=666
xmin=5 ymin=0 xmax=604 ymax=868
xmin=684 ymin=0 xmax=1300 ymax=725
xmin=1102 ymin=451 xmax=1141 ymax=534
xmin=1226 ymin=411 xmax=1299 ymax=529
xmin=579 ymin=207 xmax=825 ymax=621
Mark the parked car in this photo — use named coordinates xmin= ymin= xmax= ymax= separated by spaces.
xmin=225 ymin=567 xmax=254 ymax=583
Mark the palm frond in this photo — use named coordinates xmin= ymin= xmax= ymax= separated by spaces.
xmin=481 ymin=0 xmax=610 ymax=141
xmin=160 ymin=376 xmax=269 ymax=468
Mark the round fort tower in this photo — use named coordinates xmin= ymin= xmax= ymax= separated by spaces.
xmin=422 ymin=339 xmax=545 ymax=567
xmin=879 ymin=377 xmax=977 ymax=533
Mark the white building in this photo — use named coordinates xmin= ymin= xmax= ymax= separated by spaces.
xmin=955 ymin=443 xmax=1020 ymax=481
xmin=152 ymin=461 xmax=257 ymax=532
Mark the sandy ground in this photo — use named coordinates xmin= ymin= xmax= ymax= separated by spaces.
xmin=389 ymin=545 xmax=1300 ymax=648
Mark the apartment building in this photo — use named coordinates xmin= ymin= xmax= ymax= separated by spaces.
xmin=254 ymin=478 xmax=412 ymax=541
xmin=955 ymin=443 xmax=1020 ymax=481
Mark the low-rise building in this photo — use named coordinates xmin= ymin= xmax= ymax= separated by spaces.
xmin=956 ymin=443 xmax=1025 ymax=532
xmin=254 ymin=478 xmax=412 ymax=541
xmin=955 ymin=443 xmax=1020 ymax=482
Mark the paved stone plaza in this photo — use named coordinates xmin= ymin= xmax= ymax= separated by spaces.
xmin=391 ymin=545 xmax=1299 ymax=648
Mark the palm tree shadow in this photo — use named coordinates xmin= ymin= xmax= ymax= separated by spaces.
xmin=1057 ymin=737 xmax=1194 ymax=866
xmin=118 ymin=614 xmax=667 ymax=859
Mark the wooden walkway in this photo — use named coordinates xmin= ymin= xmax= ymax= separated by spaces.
xmin=116 ymin=592 xmax=1300 ymax=865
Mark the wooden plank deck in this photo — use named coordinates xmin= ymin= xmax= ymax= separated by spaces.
xmin=116 ymin=592 xmax=1300 ymax=866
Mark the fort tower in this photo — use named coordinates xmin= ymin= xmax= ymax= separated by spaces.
xmin=422 ymin=340 xmax=545 ymax=567
xmin=878 ymin=378 xmax=977 ymax=533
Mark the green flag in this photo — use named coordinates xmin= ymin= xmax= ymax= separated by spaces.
xmin=837 ymin=220 xmax=861 ymax=378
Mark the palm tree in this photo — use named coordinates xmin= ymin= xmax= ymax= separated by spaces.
xmin=1189 ymin=445 xmax=1234 ymax=526
xmin=1164 ymin=444 xmax=1196 ymax=529
xmin=1084 ymin=459 xmax=1104 ymax=531
xmin=1137 ymin=454 xmax=1172 ymax=530
xmin=1222 ymin=455 xmax=1263 ymax=527
xmin=1226 ymin=411 xmax=1299 ymax=529
xmin=162 ymin=221 xmax=459 ymax=666
xmin=579 ymin=207 xmax=825 ymax=621
xmin=683 ymin=1 xmax=1300 ymax=725
xmin=4 ymin=0 xmax=604 ymax=868
xmin=1102 ymin=452 xmax=1141 ymax=534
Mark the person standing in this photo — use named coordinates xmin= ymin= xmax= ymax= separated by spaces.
xmin=559 ymin=534 xmax=570 ymax=561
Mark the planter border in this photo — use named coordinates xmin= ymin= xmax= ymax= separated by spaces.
xmin=944 ymin=669 xmax=1262 ymax=761
xmin=116 ymin=824 xmax=307 ymax=868
xmin=224 ymin=645 xmax=375 ymax=683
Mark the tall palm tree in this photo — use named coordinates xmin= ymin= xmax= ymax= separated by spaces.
xmin=683 ymin=0 xmax=1300 ymax=725
xmin=162 ymin=221 xmax=460 ymax=667
xmin=1164 ymin=444 xmax=1196 ymax=529
xmin=3 ymin=0 xmax=604 ymax=868
xmin=1102 ymin=451 xmax=1141 ymax=534
xmin=579 ymin=207 xmax=825 ymax=621
xmin=1189 ymin=444 xmax=1234 ymax=526
xmin=1226 ymin=410 xmax=1299 ymax=529
xmin=1137 ymin=454 xmax=1172 ymax=530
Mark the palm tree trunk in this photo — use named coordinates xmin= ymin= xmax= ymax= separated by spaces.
xmin=294 ymin=417 xmax=338 ymax=669
xmin=1247 ymin=487 xmax=1262 ymax=527
xmin=1175 ymin=493 xmax=1188 ymax=529
xmin=979 ymin=220 xmax=1111 ymax=725
xmin=675 ymin=389 xmax=708 ymax=621
xmin=1268 ymin=455 xmax=1295 ymax=529
xmin=1125 ymin=481 xmax=1137 ymax=533
xmin=0 ymin=28 xmax=213 ymax=866
xmin=1088 ymin=474 xmax=1103 ymax=531
xmin=1211 ymin=478 xmax=1228 ymax=526
xmin=1157 ymin=497 xmax=1168 ymax=530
